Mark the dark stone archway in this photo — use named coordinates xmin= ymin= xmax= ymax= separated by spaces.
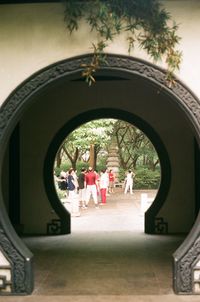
xmin=43 ymin=107 xmax=171 ymax=236
xmin=0 ymin=54 xmax=200 ymax=295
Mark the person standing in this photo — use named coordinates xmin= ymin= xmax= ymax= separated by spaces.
xmin=94 ymin=169 xmax=100 ymax=202
xmin=78 ymin=167 xmax=87 ymax=209
xmin=58 ymin=170 xmax=68 ymax=191
xmin=73 ymin=169 xmax=79 ymax=193
xmin=108 ymin=169 xmax=115 ymax=193
xmin=85 ymin=167 xmax=99 ymax=208
xmin=99 ymin=169 xmax=109 ymax=204
xmin=124 ymin=170 xmax=135 ymax=194
xmin=68 ymin=168 xmax=80 ymax=217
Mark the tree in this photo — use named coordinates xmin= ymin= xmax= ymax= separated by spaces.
xmin=55 ymin=119 xmax=160 ymax=188
xmin=114 ymin=120 xmax=159 ymax=170
xmin=55 ymin=118 xmax=159 ymax=173
xmin=56 ymin=119 xmax=116 ymax=170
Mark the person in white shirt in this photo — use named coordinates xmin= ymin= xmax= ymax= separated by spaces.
xmin=99 ymin=169 xmax=109 ymax=204
xmin=124 ymin=170 xmax=135 ymax=194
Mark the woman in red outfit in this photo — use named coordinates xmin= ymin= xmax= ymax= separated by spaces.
xmin=99 ymin=169 xmax=109 ymax=204
xmin=108 ymin=169 xmax=115 ymax=193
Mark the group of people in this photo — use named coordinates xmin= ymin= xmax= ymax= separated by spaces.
xmin=56 ymin=167 xmax=116 ymax=215
xmin=56 ymin=167 xmax=135 ymax=216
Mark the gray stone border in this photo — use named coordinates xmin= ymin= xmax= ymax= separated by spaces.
xmin=0 ymin=53 xmax=200 ymax=294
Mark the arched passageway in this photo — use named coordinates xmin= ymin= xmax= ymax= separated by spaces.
xmin=44 ymin=109 xmax=170 ymax=236
xmin=0 ymin=54 xmax=200 ymax=295
xmin=51 ymin=117 xmax=161 ymax=227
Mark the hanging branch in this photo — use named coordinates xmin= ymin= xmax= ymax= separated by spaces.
xmin=64 ymin=0 xmax=182 ymax=86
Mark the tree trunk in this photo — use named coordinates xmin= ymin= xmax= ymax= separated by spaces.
xmin=56 ymin=148 xmax=62 ymax=168
xmin=63 ymin=145 xmax=79 ymax=171
xmin=89 ymin=144 xmax=95 ymax=169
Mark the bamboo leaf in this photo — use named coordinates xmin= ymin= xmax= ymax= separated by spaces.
xmin=64 ymin=0 xmax=182 ymax=87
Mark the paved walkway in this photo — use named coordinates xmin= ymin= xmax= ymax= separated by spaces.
xmin=2 ymin=189 xmax=200 ymax=301
xmin=70 ymin=189 xmax=155 ymax=232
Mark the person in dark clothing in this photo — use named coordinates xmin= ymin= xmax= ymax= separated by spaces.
xmin=68 ymin=168 xmax=80 ymax=217
xmin=78 ymin=167 xmax=86 ymax=209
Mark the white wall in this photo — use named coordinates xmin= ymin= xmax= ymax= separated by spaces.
xmin=0 ymin=1 xmax=200 ymax=105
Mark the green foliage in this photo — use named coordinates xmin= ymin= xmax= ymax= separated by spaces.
xmin=54 ymin=118 xmax=161 ymax=189
xmin=55 ymin=119 xmax=160 ymax=182
xmin=64 ymin=0 xmax=182 ymax=86
xmin=55 ymin=161 xmax=89 ymax=175
xmin=96 ymin=155 xmax=108 ymax=172
xmin=66 ymin=119 xmax=116 ymax=150
xmin=118 ymin=166 xmax=160 ymax=189
xmin=59 ymin=118 xmax=116 ymax=169
xmin=54 ymin=162 xmax=71 ymax=176
xmin=115 ymin=120 xmax=159 ymax=171
xmin=57 ymin=189 xmax=66 ymax=199
xmin=134 ymin=166 xmax=160 ymax=189
xmin=118 ymin=167 xmax=126 ymax=182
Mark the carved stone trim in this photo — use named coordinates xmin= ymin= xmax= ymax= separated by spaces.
xmin=175 ymin=237 xmax=200 ymax=294
xmin=193 ymin=257 xmax=200 ymax=293
xmin=0 ymin=274 xmax=12 ymax=292
xmin=47 ymin=219 xmax=62 ymax=235
xmin=0 ymin=249 xmax=12 ymax=293
xmin=0 ymin=228 xmax=26 ymax=293
xmin=1 ymin=55 xmax=200 ymax=140
xmin=0 ymin=54 xmax=200 ymax=295
xmin=154 ymin=217 xmax=168 ymax=234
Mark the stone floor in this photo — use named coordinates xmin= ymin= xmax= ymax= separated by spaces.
xmin=2 ymin=189 xmax=200 ymax=302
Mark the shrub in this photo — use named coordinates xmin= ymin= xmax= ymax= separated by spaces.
xmin=134 ymin=167 xmax=160 ymax=189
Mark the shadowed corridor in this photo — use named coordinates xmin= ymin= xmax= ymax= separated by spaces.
xmin=21 ymin=190 xmax=185 ymax=296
